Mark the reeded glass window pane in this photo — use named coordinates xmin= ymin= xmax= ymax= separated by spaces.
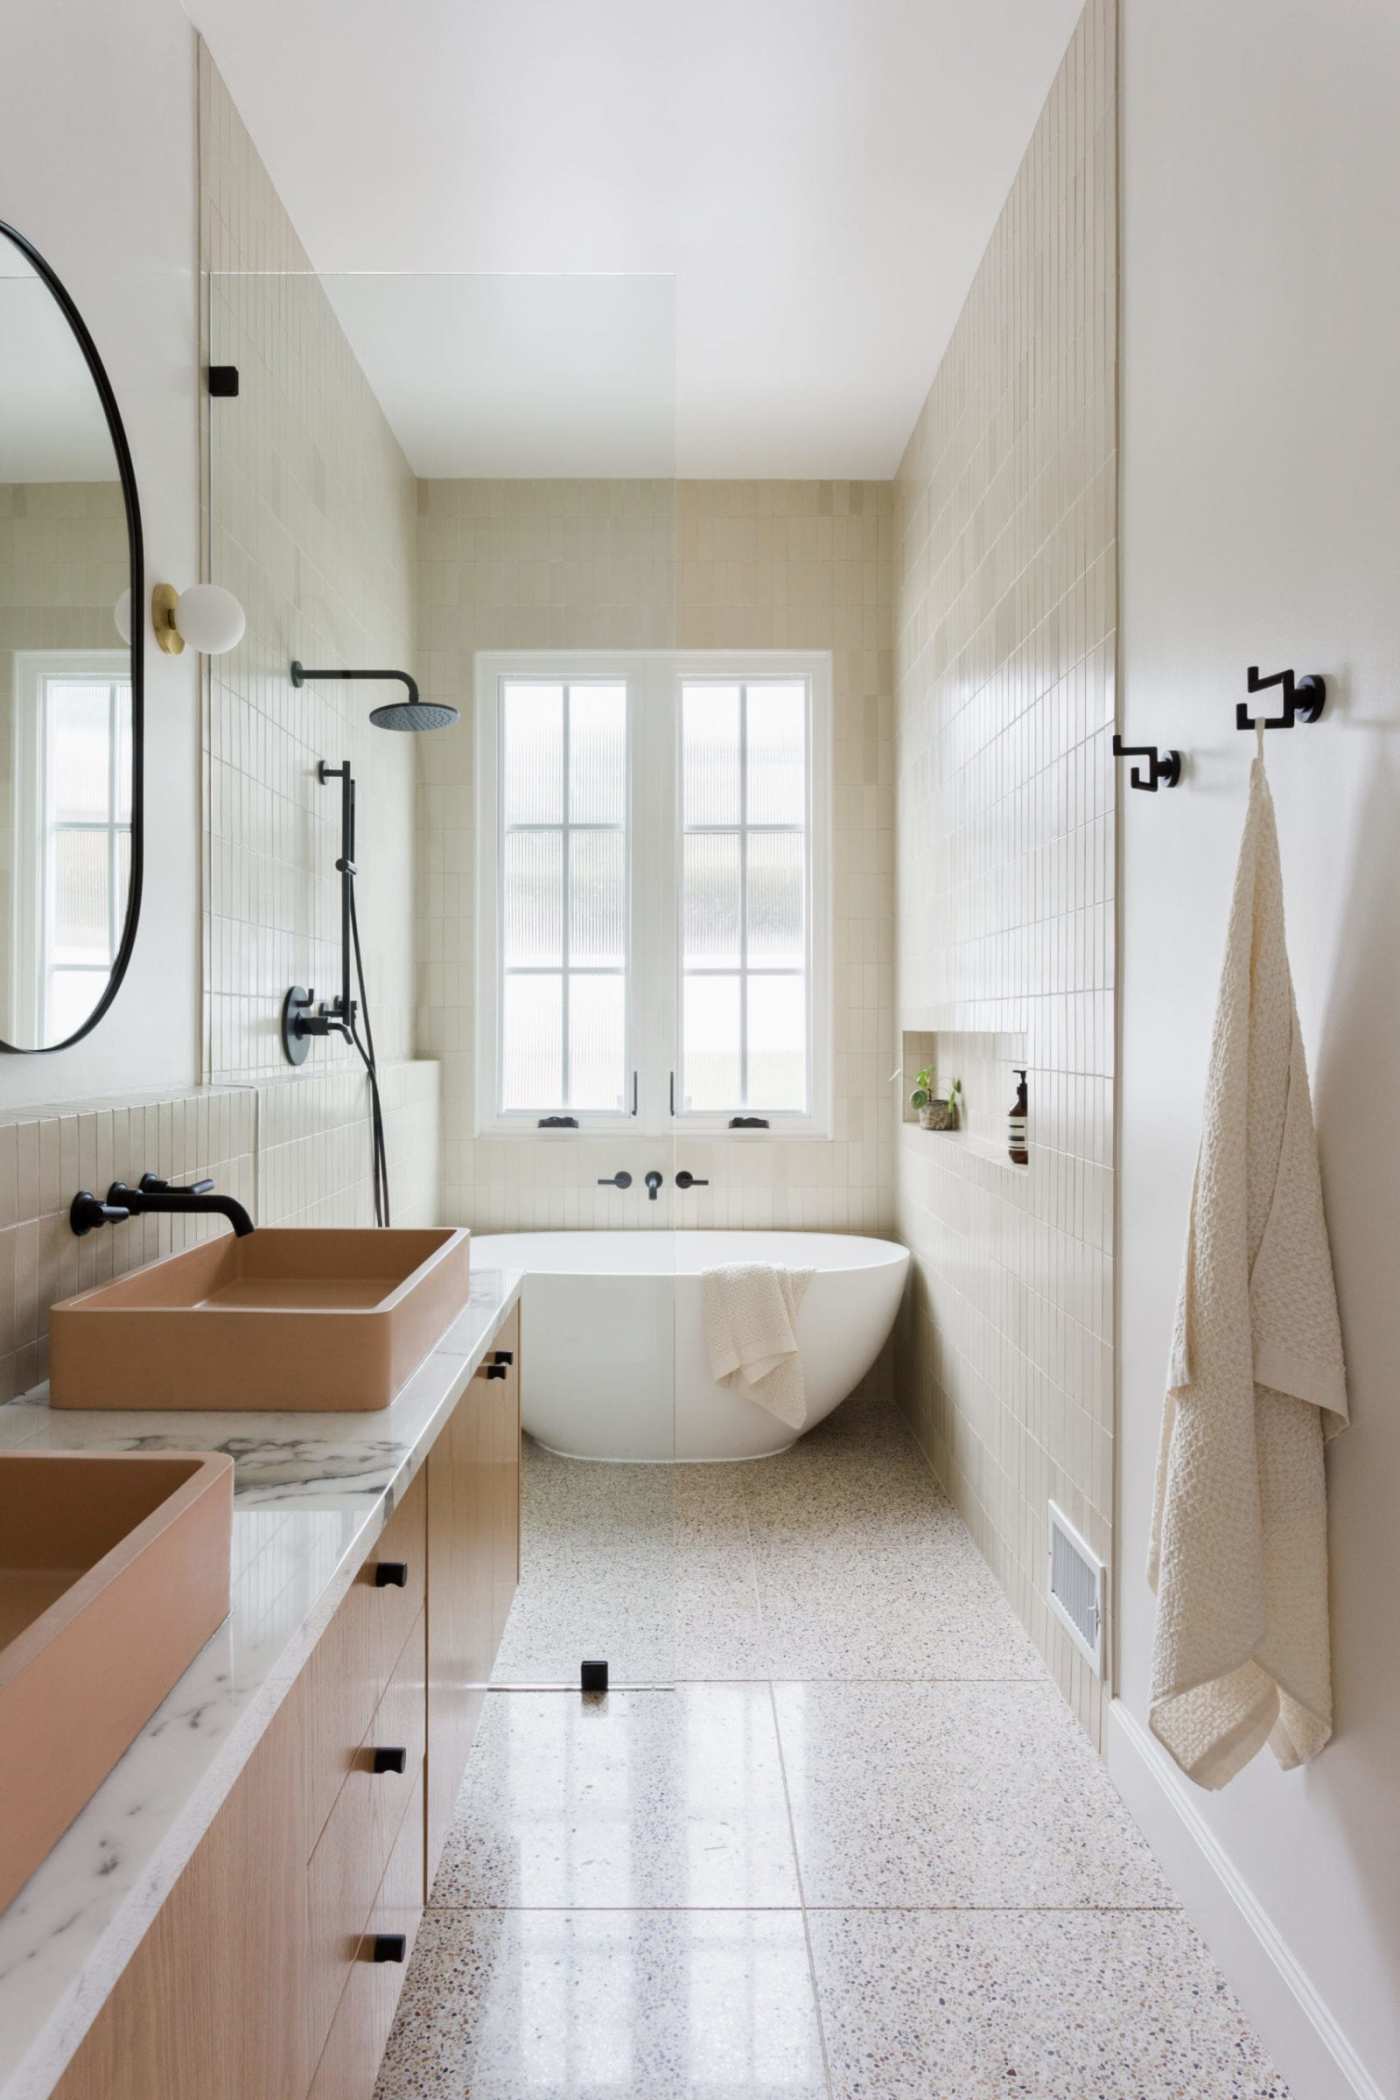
xmin=503 ymin=831 xmax=562 ymax=966
xmin=682 ymin=833 xmax=741 ymax=968
xmin=569 ymin=684 xmax=626 ymax=824
xmin=568 ymin=974 xmax=625 ymax=1109
xmin=748 ymin=974 xmax=806 ymax=1109
xmin=115 ymin=687 xmax=133 ymax=824
xmin=746 ymin=681 xmax=806 ymax=825
xmin=683 ymin=974 xmax=741 ymax=1111
xmin=48 ymin=682 xmax=111 ymax=823
xmin=682 ymin=684 xmax=740 ymax=826
xmin=569 ymin=830 xmax=625 ymax=968
xmin=51 ymin=829 xmax=110 ymax=963
xmin=502 ymin=682 xmax=563 ymax=823
xmin=746 ymin=830 xmax=804 ymax=968
xmin=502 ymin=973 xmax=563 ymax=1109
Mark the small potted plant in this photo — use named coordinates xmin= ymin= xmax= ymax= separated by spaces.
xmin=910 ymin=1070 xmax=962 ymax=1132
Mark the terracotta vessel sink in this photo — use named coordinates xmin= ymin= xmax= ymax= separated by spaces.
xmin=49 ymin=1227 xmax=471 ymax=1412
xmin=0 ymin=1450 xmax=233 ymax=1913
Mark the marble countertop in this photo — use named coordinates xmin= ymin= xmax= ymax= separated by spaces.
xmin=0 ymin=1266 xmax=522 ymax=2100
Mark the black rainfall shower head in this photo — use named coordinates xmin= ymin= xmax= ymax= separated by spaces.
xmin=289 ymin=660 xmax=459 ymax=732
xmin=370 ymin=697 xmax=460 ymax=732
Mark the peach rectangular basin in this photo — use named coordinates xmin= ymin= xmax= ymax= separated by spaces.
xmin=0 ymin=1450 xmax=233 ymax=1914
xmin=49 ymin=1227 xmax=471 ymax=1412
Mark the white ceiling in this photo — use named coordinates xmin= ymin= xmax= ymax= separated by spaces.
xmin=190 ymin=0 xmax=1082 ymax=479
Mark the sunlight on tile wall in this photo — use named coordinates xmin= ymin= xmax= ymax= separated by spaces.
xmin=414 ymin=478 xmax=894 ymax=1235
xmin=893 ymin=0 xmax=1117 ymax=1741
xmin=198 ymin=46 xmax=439 ymax=1223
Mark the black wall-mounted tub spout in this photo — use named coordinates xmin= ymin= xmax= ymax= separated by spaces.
xmin=644 ymin=1171 xmax=663 ymax=1201
xmin=70 ymin=1173 xmax=255 ymax=1239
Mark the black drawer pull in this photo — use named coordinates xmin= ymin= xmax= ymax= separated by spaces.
xmin=371 ymin=1933 xmax=407 ymax=1964
xmin=493 ymin=1349 xmax=514 ymax=1365
xmin=374 ymin=1560 xmax=408 ymax=1589
xmin=371 ymin=1745 xmax=407 ymax=1775
xmin=481 ymin=1362 xmax=508 ymax=1380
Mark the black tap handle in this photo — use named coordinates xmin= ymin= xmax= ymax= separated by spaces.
xmin=139 ymin=1173 xmax=216 ymax=1196
xmin=597 ymin=1171 xmax=633 ymax=1189
xmin=69 ymin=1191 xmax=131 ymax=1236
xmin=675 ymin=1171 xmax=709 ymax=1189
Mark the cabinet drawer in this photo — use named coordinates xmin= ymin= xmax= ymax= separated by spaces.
xmin=304 ymin=1466 xmax=426 ymax=1846
xmin=308 ymin=1765 xmax=425 ymax=2100
xmin=306 ymin=1607 xmax=426 ymax=2070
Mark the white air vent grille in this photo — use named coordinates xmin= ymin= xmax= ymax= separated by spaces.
xmin=1047 ymin=1502 xmax=1105 ymax=1676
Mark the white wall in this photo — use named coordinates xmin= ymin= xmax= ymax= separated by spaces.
xmin=0 ymin=0 xmax=201 ymax=1108
xmin=1117 ymin=4 xmax=1400 ymax=2095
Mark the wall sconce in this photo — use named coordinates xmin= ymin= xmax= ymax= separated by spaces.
xmin=114 ymin=583 xmax=246 ymax=657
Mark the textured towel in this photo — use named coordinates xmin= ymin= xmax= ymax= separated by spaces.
xmin=703 ymin=1263 xmax=814 ymax=1430
xmin=1148 ymin=752 xmax=1347 ymax=1789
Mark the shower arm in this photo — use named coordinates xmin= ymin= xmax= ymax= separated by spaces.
xmin=289 ymin=661 xmax=421 ymax=711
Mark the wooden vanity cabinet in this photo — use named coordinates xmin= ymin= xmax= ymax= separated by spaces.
xmin=426 ymin=1303 xmax=520 ymax=1881
xmin=52 ymin=1315 xmax=521 ymax=2100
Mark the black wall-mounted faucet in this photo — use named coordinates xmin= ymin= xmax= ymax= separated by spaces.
xmin=597 ymin=1171 xmax=633 ymax=1190
xmin=70 ymin=1172 xmax=255 ymax=1239
xmin=644 ymin=1171 xmax=663 ymax=1201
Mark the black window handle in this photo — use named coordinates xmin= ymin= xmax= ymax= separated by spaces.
xmin=538 ymin=1114 xmax=578 ymax=1129
xmin=371 ymin=1745 xmax=407 ymax=1775
xmin=675 ymin=1171 xmax=709 ymax=1189
xmin=729 ymin=1115 xmax=769 ymax=1129
xmin=597 ymin=1171 xmax=632 ymax=1189
xmin=374 ymin=1560 xmax=408 ymax=1588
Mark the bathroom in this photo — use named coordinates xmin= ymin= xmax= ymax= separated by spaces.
xmin=1 ymin=0 xmax=1397 ymax=2094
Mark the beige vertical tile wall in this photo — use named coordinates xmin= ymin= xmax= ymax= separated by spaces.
xmin=0 ymin=1088 xmax=256 ymax=1400
xmin=198 ymin=47 xmax=439 ymax=1224
xmin=893 ymin=0 xmax=1117 ymax=1740
xmin=414 ymin=477 xmax=894 ymax=1235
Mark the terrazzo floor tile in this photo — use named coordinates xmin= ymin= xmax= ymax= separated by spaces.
xmin=773 ymin=1681 xmax=1176 ymax=1907
xmin=806 ymin=1908 xmax=1291 ymax=2100
xmin=432 ymin=1686 xmax=800 ymax=1909
xmin=374 ymin=1908 xmax=830 ymax=2100
xmin=755 ymin=1554 xmax=1046 ymax=1680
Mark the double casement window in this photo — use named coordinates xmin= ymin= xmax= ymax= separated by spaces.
xmin=475 ymin=651 xmax=831 ymax=1136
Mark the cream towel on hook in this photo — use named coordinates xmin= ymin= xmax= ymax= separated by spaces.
xmin=704 ymin=1264 xmax=814 ymax=1430
xmin=1148 ymin=746 xmax=1347 ymax=1789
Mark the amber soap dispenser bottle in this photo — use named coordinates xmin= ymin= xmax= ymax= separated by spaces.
xmin=1008 ymin=1068 xmax=1029 ymax=1165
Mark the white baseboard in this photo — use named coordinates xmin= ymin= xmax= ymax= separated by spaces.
xmin=1106 ymin=1700 xmax=1385 ymax=2100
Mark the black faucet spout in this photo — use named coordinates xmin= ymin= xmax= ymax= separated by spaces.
xmin=644 ymin=1170 xmax=663 ymax=1201
xmin=107 ymin=1178 xmax=256 ymax=1238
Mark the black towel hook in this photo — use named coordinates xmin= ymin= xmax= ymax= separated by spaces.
xmin=1235 ymin=665 xmax=1326 ymax=731
xmin=1112 ymin=734 xmax=1181 ymax=792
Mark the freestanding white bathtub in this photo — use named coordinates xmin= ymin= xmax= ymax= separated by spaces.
xmin=470 ymin=1230 xmax=910 ymax=1461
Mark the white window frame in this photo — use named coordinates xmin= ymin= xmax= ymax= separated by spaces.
xmin=475 ymin=649 xmax=832 ymax=1139
xmin=9 ymin=650 xmax=131 ymax=1044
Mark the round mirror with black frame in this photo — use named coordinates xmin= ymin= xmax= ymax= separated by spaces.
xmin=0 ymin=221 xmax=143 ymax=1053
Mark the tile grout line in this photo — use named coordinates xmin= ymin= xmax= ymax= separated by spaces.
xmin=766 ymin=1675 xmax=837 ymax=2100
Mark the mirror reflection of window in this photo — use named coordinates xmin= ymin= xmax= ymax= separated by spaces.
xmin=7 ymin=654 xmax=131 ymax=1042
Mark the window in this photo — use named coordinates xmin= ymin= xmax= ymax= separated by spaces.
xmin=9 ymin=655 xmax=132 ymax=1043
xmin=476 ymin=651 xmax=830 ymax=1135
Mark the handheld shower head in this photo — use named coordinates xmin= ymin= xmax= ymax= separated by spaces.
xmin=289 ymin=661 xmax=459 ymax=731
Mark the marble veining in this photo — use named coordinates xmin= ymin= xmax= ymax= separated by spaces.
xmin=0 ymin=1267 xmax=521 ymax=2100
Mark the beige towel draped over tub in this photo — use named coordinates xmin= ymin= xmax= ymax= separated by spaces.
xmin=1148 ymin=750 xmax=1347 ymax=1790
xmin=704 ymin=1263 xmax=814 ymax=1430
